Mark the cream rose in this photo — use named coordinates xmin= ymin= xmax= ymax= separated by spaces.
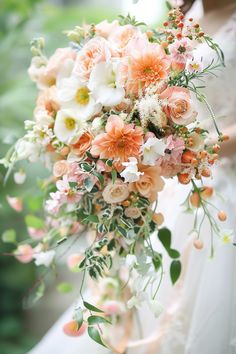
xmin=53 ymin=160 xmax=69 ymax=177
xmin=124 ymin=207 xmax=141 ymax=219
xmin=160 ymin=86 xmax=197 ymax=125
xmin=129 ymin=165 xmax=164 ymax=202
xmin=102 ymin=179 xmax=129 ymax=204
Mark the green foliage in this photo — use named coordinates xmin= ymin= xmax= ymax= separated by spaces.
xmin=170 ymin=260 xmax=181 ymax=285
xmin=2 ymin=229 xmax=16 ymax=244
xmin=87 ymin=326 xmax=107 ymax=348
xmin=56 ymin=282 xmax=73 ymax=294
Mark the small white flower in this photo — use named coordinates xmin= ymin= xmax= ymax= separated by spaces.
xmin=15 ymin=139 xmax=41 ymax=162
xmin=33 ymin=250 xmax=56 ymax=267
xmin=88 ymin=61 xmax=125 ymax=106
xmin=91 ymin=117 xmax=104 ymax=133
xmin=54 ymin=109 xmax=86 ymax=144
xmin=127 ymin=292 xmax=147 ymax=309
xmin=14 ymin=170 xmax=26 ymax=184
xmin=148 ymin=299 xmax=164 ymax=318
xmin=125 ymin=255 xmax=137 ymax=269
xmin=120 ymin=157 xmax=143 ymax=183
xmin=141 ymin=137 xmax=167 ymax=165
xmin=34 ymin=109 xmax=54 ymax=127
xmin=57 ymin=75 xmax=101 ymax=119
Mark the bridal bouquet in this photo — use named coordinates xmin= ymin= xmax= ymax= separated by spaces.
xmin=1 ymin=6 xmax=228 ymax=349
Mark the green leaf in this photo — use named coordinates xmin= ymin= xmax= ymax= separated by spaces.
xmin=88 ymin=316 xmax=111 ymax=326
xmin=83 ymin=214 xmax=99 ymax=223
xmin=80 ymin=163 xmax=93 ymax=172
xmin=84 ymin=177 xmax=94 ymax=192
xmin=26 ymin=195 xmax=43 ymax=212
xmin=2 ymin=229 xmax=16 ymax=243
xmin=87 ymin=326 xmax=107 ymax=347
xmin=117 ymin=226 xmax=127 ymax=238
xmin=170 ymin=260 xmax=181 ymax=285
xmin=25 ymin=215 xmax=44 ymax=229
xmin=168 ymin=249 xmax=180 ymax=259
xmin=111 ymin=169 xmax=117 ymax=184
xmin=73 ymin=307 xmax=84 ymax=330
xmin=83 ymin=301 xmax=104 ymax=313
xmin=92 ymin=171 xmax=104 ymax=187
xmin=158 ymin=228 xmax=171 ymax=251
xmin=105 ymin=159 xmax=113 ymax=167
xmin=56 ymin=282 xmax=73 ymax=293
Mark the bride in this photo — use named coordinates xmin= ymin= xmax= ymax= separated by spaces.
xmin=29 ymin=0 xmax=236 ymax=353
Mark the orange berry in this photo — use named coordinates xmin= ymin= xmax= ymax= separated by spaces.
xmin=178 ymin=173 xmax=191 ymax=184
xmin=222 ymin=134 xmax=230 ymax=141
xmin=60 ymin=146 xmax=70 ymax=156
xmin=188 ymin=18 xmax=193 ymax=22
xmin=181 ymin=150 xmax=196 ymax=164
xmin=63 ymin=321 xmax=87 ymax=337
xmin=213 ymin=144 xmax=221 ymax=153
xmin=176 ymin=33 xmax=182 ymax=39
xmin=199 ymin=150 xmax=208 ymax=159
xmin=201 ymin=169 xmax=211 ymax=178
xmin=178 ymin=22 xmax=184 ymax=28
xmin=163 ymin=21 xmax=169 ymax=27
xmin=218 ymin=211 xmax=227 ymax=222
xmin=200 ymin=186 xmax=214 ymax=199
xmin=161 ymin=41 xmax=169 ymax=48
xmin=146 ymin=30 xmax=153 ymax=39
xmin=152 ymin=212 xmax=164 ymax=226
xmin=198 ymin=31 xmax=205 ymax=37
xmin=193 ymin=239 xmax=204 ymax=249
xmin=190 ymin=192 xmax=201 ymax=208
xmin=122 ymin=200 xmax=130 ymax=207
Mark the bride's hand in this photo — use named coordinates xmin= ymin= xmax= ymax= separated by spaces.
xmin=219 ymin=123 xmax=236 ymax=158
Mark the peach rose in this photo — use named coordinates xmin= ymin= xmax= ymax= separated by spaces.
xmin=34 ymin=86 xmax=60 ymax=126
xmin=53 ymin=160 xmax=69 ymax=177
xmin=95 ymin=20 xmax=119 ymax=38
xmin=73 ymin=37 xmax=111 ymax=81
xmin=71 ymin=131 xmax=93 ymax=156
xmin=160 ymin=87 xmax=197 ymax=125
xmin=129 ymin=165 xmax=164 ymax=202
xmin=102 ymin=179 xmax=129 ymax=204
xmin=45 ymin=47 xmax=76 ymax=82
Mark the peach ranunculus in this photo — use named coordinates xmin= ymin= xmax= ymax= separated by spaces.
xmin=129 ymin=165 xmax=165 ymax=202
xmin=102 ymin=179 xmax=130 ymax=204
xmin=91 ymin=115 xmax=143 ymax=162
xmin=28 ymin=48 xmax=76 ymax=89
xmin=34 ymin=86 xmax=60 ymax=126
xmin=160 ymin=86 xmax=197 ymax=125
xmin=95 ymin=20 xmax=119 ymax=38
xmin=53 ymin=160 xmax=69 ymax=177
xmin=122 ymin=34 xmax=170 ymax=96
xmin=71 ymin=131 xmax=93 ymax=156
xmin=108 ymin=25 xmax=139 ymax=54
xmin=73 ymin=37 xmax=111 ymax=81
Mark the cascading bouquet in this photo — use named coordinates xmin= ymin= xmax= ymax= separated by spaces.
xmin=1 ymin=6 xmax=229 ymax=349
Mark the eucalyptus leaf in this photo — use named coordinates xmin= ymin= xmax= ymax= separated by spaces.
xmin=88 ymin=315 xmax=111 ymax=326
xmin=83 ymin=301 xmax=104 ymax=313
xmin=170 ymin=260 xmax=181 ymax=285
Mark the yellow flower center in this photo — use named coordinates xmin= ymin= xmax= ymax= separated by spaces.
xmin=65 ymin=117 xmax=76 ymax=130
xmin=75 ymin=87 xmax=90 ymax=105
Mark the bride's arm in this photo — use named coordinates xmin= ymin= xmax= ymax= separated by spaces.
xmin=219 ymin=123 xmax=236 ymax=158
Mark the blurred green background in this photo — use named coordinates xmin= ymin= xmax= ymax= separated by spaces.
xmin=0 ymin=1 xmax=167 ymax=353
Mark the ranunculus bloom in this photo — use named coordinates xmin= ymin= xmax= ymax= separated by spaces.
xmin=53 ymin=160 xmax=69 ymax=177
xmin=91 ymin=115 xmax=143 ymax=162
xmin=71 ymin=131 xmax=93 ymax=156
xmin=124 ymin=206 xmax=141 ymax=219
xmin=102 ymin=179 xmax=129 ymax=204
xmin=129 ymin=165 xmax=164 ymax=202
xmin=6 ymin=196 xmax=23 ymax=212
xmin=73 ymin=37 xmax=111 ymax=81
xmin=95 ymin=20 xmax=119 ymax=38
xmin=15 ymin=244 xmax=33 ymax=263
xmin=160 ymin=86 xmax=197 ymax=125
xmin=108 ymin=24 xmax=139 ymax=53
xmin=122 ymin=34 xmax=170 ymax=96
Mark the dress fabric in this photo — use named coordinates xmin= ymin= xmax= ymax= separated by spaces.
xmin=28 ymin=7 xmax=236 ymax=354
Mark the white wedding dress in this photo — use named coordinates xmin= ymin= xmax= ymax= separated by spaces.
xmin=29 ymin=5 xmax=236 ymax=354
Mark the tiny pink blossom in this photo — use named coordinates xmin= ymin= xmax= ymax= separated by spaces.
xmin=28 ymin=227 xmax=45 ymax=240
xmin=6 ymin=196 xmax=23 ymax=212
xmin=169 ymin=38 xmax=193 ymax=64
xmin=15 ymin=244 xmax=33 ymax=263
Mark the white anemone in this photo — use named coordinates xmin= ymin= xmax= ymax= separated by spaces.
xmin=54 ymin=109 xmax=86 ymax=144
xmin=88 ymin=61 xmax=125 ymax=106
xmin=141 ymin=137 xmax=167 ymax=166
xmin=57 ymin=76 xmax=101 ymax=119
